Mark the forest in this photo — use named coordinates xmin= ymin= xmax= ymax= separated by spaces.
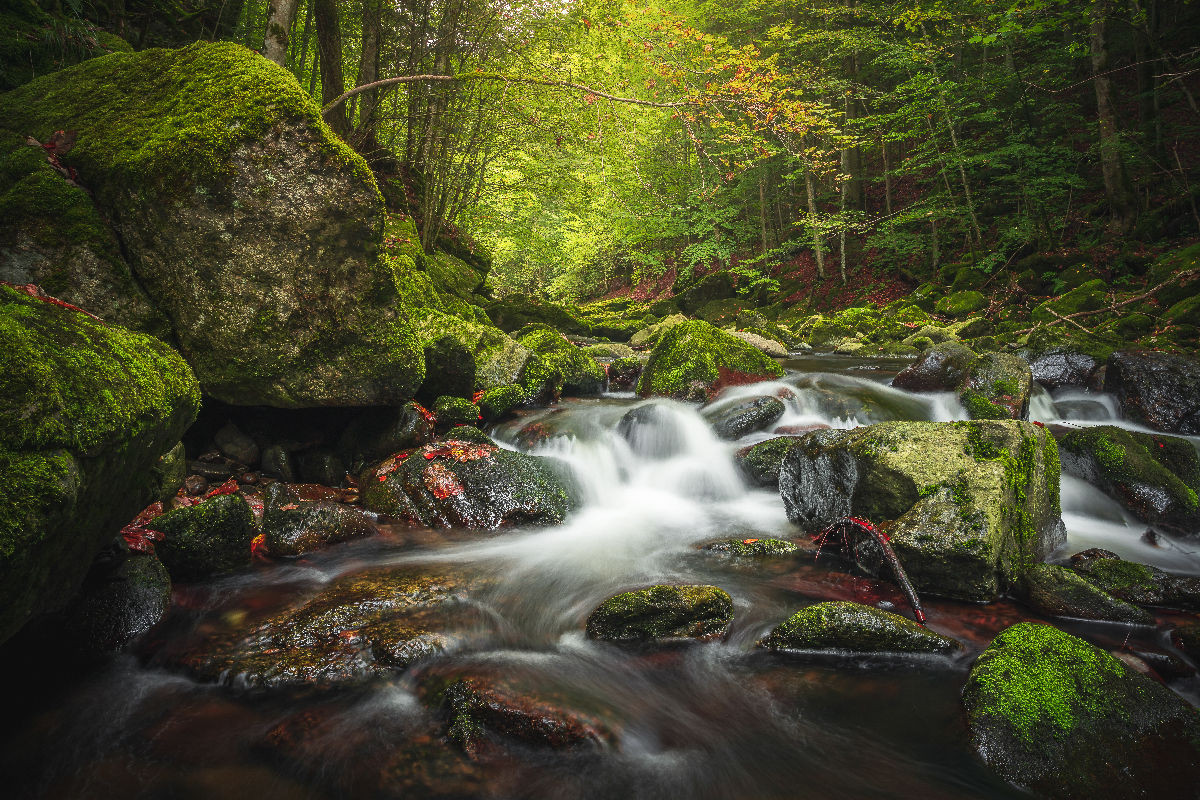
xmin=2 ymin=1 xmax=1200 ymax=799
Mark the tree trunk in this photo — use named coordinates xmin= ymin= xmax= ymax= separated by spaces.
xmin=356 ymin=0 xmax=385 ymax=151
xmin=315 ymin=0 xmax=348 ymax=136
xmin=805 ymin=171 xmax=826 ymax=280
xmin=1090 ymin=1 xmax=1138 ymax=232
xmin=263 ymin=0 xmax=299 ymax=64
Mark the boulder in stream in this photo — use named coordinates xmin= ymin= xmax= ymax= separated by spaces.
xmin=57 ymin=547 xmax=172 ymax=656
xmin=0 ymin=284 xmax=199 ymax=644
xmin=154 ymin=493 xmax=257 ymax=581
xmin=261 ymin=482 xmax=378 ymax=557
xmin=759 ymin=601 xmax=961 ymax=655
xmin=0 ymin=42 xmax=426 ymax=407
xmin=962 ymin=622 xmax=1200 ymax=798
xmin=1105 ymin=350 xmax=1200 ymax=434
xmin=734 ymin=436 xmax=803 ymax=486
xmin=779 ymin=420 xmax=1063 ymax=602
xmin=361 ymin=439 xmax=574 ymax=529
xmin=585 ymin=584 xmax=733 ymax=643
xmin=1028 ymin=349 xmax=1099 ymax=390
xmin=515 ymin=325 xmax=606 ymax=396
xmin=637 ymin=320 xmax=784 ymax=401
xmin=702 ymin=395 xmax=786 ymax=440
xmin=1070 ymin=549 xmax=1200 ymax=610
xmin=891 ymin=341 xmax=976 ymax=392
xmin=957 ymin=352 xmax=1033 ymax=420
xmin=1057 ymin=425 xmax=1200 ymax=536
xmin=1018 ymin=563 xmax=1154 ymax=625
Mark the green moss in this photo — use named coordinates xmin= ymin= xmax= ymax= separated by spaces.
xmin=515 ymin=327 xmax=605 ymax=395
xmin=1060 ymin=426 xmax=1200 ymax=513
xmin=703 ymin=537 xmax=798 ymax=557
xmin=964 ymin=623 xmax=1129 ymax=744
xmin=585 ymin=584 xmax=733 ymax=641
xmin=154 ymin=493 xmax=255 ymax=581
xmin=0 ymin=41 xmax=378 ymax=200
xmin=760 ymin=601 xmax=960 ymax=654
xmin=935 ymin=290 xmax=986 ymax=318
xmin=0 ymin=448 xmax=75 ymax=560
xmin=434 ymin=396 xmax=481 ymax=426
xmin=1032 ymin=279 xmax=1110 ymax=325
xmin=1080 ymin=559 xmax=1158 ymax=596
xmin=478 ymin=384 xmax=524 ymax=421
xmin=636 ymin=320 xmax=784 ymax=399
xmin=960 ymin=388 xmax=1011 ymax=420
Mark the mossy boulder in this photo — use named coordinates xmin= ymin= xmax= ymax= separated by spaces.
xmin=962 ymin=622 xmax=1200 ymax=798
xmin=1146 ymin=243 xmax=1200 ymax=307
xmin=434 ymin=396 xmax=482 ymax=429
xmin=629 ymin=313 xmax=687 ymax=348
xmin=702 ymin=537 xmax=799 ymax=557
xmin=515 ymin=326 xmax=606 ymax=396
xmin=734 ymin=436 xmax=803 ymax=486
xmin=584 ymin=342 xmax=635 ymax=360
xmin=585 ymin=584 xmax=733 ymax=643
xmin=154 ymin=493 xmax=257 ymax=582
xmin=261 ymin=483 xmax=378 ymax=557
xmin=164 ymin=565 xmax=489 ymax=690
xmin=1031 ymin=279 xmax=1110 ymax=326
xmin=0 ymin=42 xmax=425 ymax=407
xmin=759 ymin=601 xmax=960 ymax=654
xmin=729 ymin=329 xmax=788 ymax=357
xmin=934 ymin=290 xmax=986 ymax=318
xmin=412 ymin=311 xmax=554 ymax=404
xmin=0 ymin=285 xmax=199 ymax=643
xmin=1019 ymin=564 xmax=1153 ymax=625
xmin=361 ymin=439 xmax=574 ymax=529
xmin=477 ymin=384 xmax=524 ymax=422
xmin=957 ymin=352 xmax=1033 ymax=420
xmin=0 ymin=130 xmax=168 ymax=335
xmin=778 ymin=421 xmax=1063 ymax=602
xmin=485 ymin=296 xmax=589 ymax=335
xmin=1071 ymin=550 xmax=1200 ymax=610
xmin=892 ymin=341 xmax=977 ymax=392
xmin=1058 ymin=425 xmax=1200 ymax=535
xmin=637 ymin=320 xmax=784 ymax=401
xmin=1105 ymin=350 xmax=1200 ymax=434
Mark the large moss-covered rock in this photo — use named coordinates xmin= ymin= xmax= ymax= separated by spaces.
xmin=1105 ymin=350 xmax=1200 ymax=434
xmin=637 ymin=320 xmax=784 ymax=401
xmin=1071 ymin=550 xmax=1200 ymax=610
xmin=485 ymin=296 xmax=589 ymax=335
xmin=0 ymin=42 xmax=425 ymax=407
xmin=1019 ymin=564 xmax=1154 ymax=625
xmin=515 ymin=325 xmax=606 ymax=396
xmin=778 ymin=421 xmax=1063 ymax=601
xmin=1031 ymin=279 xmax=1109 ymax=325
xmin=957 ymin=352 xmax=1033 ymax=420
xmin=934 ymin=290 xmax=986 ymax=318
xmin=962 ymin=623 xmax=1200 ymax=798
xmin=892 ymin=341 xmax=977 ymax=392
xmin=1058 ymin=425 xmax=1200 ymax=535
xmin=629 ymin=313 xmax=687 ymax=348
xmin=585 ymin=584 xmax=733 ymax=642
xmin=154 ymin=493 xmax=257 ymax=581
xmin=0 ymin=285 xmax=199 ymax=643
xmin=361 ymin=439 xmax=574 ymax=529
xmin=413 ymin=311 xmax=555 ymax=403
xmin=759 ymin=601 xmax=960 ymax=654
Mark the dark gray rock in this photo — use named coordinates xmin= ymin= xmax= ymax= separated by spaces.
xmin=1106 ymin=350 xmax=1200 ymax=434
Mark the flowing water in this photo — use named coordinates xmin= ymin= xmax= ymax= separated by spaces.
xmin=3 ymin=355 xmax=1198 ymax=799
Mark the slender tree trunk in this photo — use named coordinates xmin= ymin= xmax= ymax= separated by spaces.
xmin=315 ymin=0 xmax=348 ymax=136
xmin=1090 ymin=1 xmax=1138 ymax=231
xmin=881 ymin=137 xmax=892 ymax=216
xmin=263 ymin=0 xmax=299 ymax=63
xmin=356 ymin=0 xmax=385 ymax=150
xmin=759 ymin=175 xmax=769 ymax=253
xmin=297 ymin=1 xmax=314 ymax=82
xmin=805 ymin=171 xmax=826 ymax=280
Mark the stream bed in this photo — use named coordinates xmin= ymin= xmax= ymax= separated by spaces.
xmin=3 ymin=355 xmax=1198 ymax=799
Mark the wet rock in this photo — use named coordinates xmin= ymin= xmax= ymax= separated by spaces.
xmin=891 ymin=341 xmax=977 ymax=392
xmin=1028 ymin=349 xmax=1099 ymax=391
xmin=617 ymin=402 xmax=689 ymax=459
xmin=154 ymin=493 xmax=256 ymax=581
xmin=214 ymin=422 xmax=259 ymax=467
xmin=477 ymin=384 xmax=525 ymax=422
xmin=0 ymin=284 xmax=199 ymax=644
xmin=361 ymin=439 xmax=574 ymax=529
xmin=637 ymin=320 xmax=784 ymax=401
xmin=1105 ymin=350 xmax=1200 ymax=434
xmin=336 ymin=402 xmax=435 ymax=468
xmin=296 ymin=449 xmax=345 ymax=487
xmin=759 ymin=601 xmax=960 ymax=654
xmin=259 ymin=444 xmax=295 ymax=482
xmin=434 ymin=396 xmax=482 ymax=429
xmin=702 ymin=537 xmax=799 ymax=557
xmin=729 ymin=330 xmax=787 ymax=357
xmin=419 ymin=664 xmax=618 ymax=751
xmin=167 ymin=566 xmax=488 ymax=690
xmin=779 ymin=421 xmax=1063 ymax=602
xmin=515 ymin=325 xmax=606 ymax=396
xmin=734 ymin=436 xmax=803 ymax=486
xmin=59 ymin=548 xmax=171 ymax=655
xmin=1070 ymin=551 xmax=1200 ymax=610
xmin=1172 ymin=623 xmax=1200 ymax=662
xmin=261 ymin=483 xmax=378 ymax=557
xmin=957 ymin=352 xmax=1033 ymax=420
xmin=149 ymin=442 xmax=188 ymax=503
xmin=962 ymin=622 xmax=1200 ymax=798
xmin=606 ymin=356 xmax=642 ymax=391
xmin=702 ymin=396 xmax=786 ymax=440
xmin=1058 ymin=425 xmax=1200 ymax=536
xmin=183 ymin=475 xmax=209 ymax=496
xmin=586 ymin=584 xmax=733 ymax=643
xmin=1019 ymin=564 xmax=1153 ymax=625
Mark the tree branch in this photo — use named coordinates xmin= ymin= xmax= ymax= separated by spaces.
xmin=1010 ymin=269 xmax=1195 ymax=337
xmin=321 ymin=73 xmax=686 ymax=116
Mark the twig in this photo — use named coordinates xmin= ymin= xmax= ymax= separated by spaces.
xmin=1009 ymin=269 xmax=1196 ymax=336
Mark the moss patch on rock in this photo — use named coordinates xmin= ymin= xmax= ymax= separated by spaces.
xmin=585 ymin=584 xmax=733 ymax=642
xmin=515 ymin=326 xmax=606 ymax=396
xmin=760 ymin=601 xmax=960 ymax=654
xmin=154 ymin=493 xmax=256 ymax=582
xmin=637 ymin=320 xmax=783 ymax=401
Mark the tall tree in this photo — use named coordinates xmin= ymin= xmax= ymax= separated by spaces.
xmin=262 ymin=0 xmax=299 ymax=65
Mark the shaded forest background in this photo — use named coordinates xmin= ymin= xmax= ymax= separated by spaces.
xmin=9 ymin=0 xmax=1200 ymax=306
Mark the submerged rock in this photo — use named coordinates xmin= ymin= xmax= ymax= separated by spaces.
xmin=957 ymin=352 xmax=1033 ymax=420
xmin=734 ymin=436 xmax=803 ymax=486
xmin=891 ymin=341 xmax=976 ymax=392
xmin=361 ymin=439 xmax=574 ymax=529
xmin=779 ymin=421 xmax=1063 ymax=602
xmin=962 ymin=622 xmax=1200 ymax=798
xmin=1057 ymin=425 xmax=1200 ymax=536
xmin=702 ymin=537 xmax=799 ymax=557
xmin=0 ymin=284 xmax=199 ymax=644
xmin=1070 ymin=550 xmax=1200 ymax=610
xmin=154 ymin=493 xmax=256 ymax=581
xmin=637 ymin=320 xmax=784 ymax=401
xmin=617 ymin=402 xmax=690 ymax=460
xmin=585 ymin=584 xmax=733 ymax=642
xmin=1019 ymin=564 xmax=1153 ymax=625
xmin=1105 ymin=350 xmax=1200 ymax=434
xmin=0 ymin=42 xmax=425 ymax=407
xmin=167 ymin=566 xmax=488 ymax=690
xmin=759 ymin=601 xmax=960 ymax=654
xmin=261 ymin=483 xmax=378 ymax=557
xmin=702 ymin=395 xmax=786 ymax=440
